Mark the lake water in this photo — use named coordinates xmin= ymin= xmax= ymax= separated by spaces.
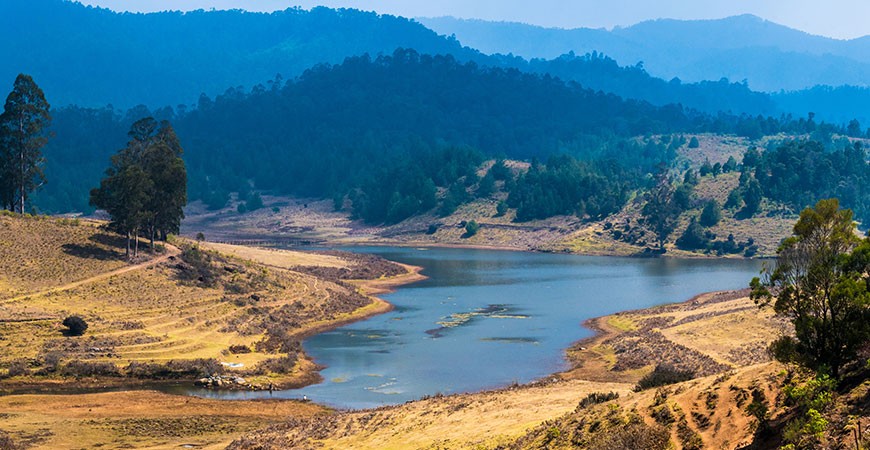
xmin=186 ymin=247 xmax=763 ymax=409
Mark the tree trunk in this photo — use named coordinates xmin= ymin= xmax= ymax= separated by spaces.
xmin=150 ymin=225 xmax=155 ymax=251
xmin=134 ymin=229 xmax=139 ymax=257
xmin=18 ymin=115 xmax=25 ymax=215
xmin=125 ymin=232 xmax=131 ymax=259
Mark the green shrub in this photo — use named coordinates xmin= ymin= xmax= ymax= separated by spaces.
xmin=635 ymin=365 xmax=695 ymax=391
xmin=699 ymin=200 xmax=722 ymax=227
xmin=463 ymin=220 xmax=480 ymax=238
xmin=578 ymin=391 xmax=620 ymax=408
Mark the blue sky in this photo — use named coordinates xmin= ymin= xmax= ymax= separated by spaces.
xmin=79 ymin=0 xmax=870 ymax=40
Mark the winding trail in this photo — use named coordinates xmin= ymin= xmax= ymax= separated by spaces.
xmin=1 ymin=243 xmax=180 ymax=305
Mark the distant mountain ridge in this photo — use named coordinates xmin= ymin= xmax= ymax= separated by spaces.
xmin=419 ymin=15 xmax=870 ymax=92
xmin=1 ymin=1 xmax=867 ymax=124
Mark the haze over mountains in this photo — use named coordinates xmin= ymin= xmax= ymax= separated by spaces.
xmin=0 ymin=1 xmax=866 ymax=121
xmin=420 ymin=14 xmax=870 ymax=92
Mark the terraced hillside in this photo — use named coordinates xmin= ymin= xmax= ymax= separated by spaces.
xmin=0 ymin=214 xmax=417 ymax=390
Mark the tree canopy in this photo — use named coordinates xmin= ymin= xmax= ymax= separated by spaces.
xmin=751 ymin=199 xmax=870 ymax=378
xmin=90 ymin=118 xmax=186 ymax=257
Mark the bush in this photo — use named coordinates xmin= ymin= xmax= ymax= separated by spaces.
xmin=5 ymin=360 xmax=30 ymax=378
xmin=635 ymin=365 xmax=695 ymax=391
xmin=699 ymin=200 xmax=721 ymax=227
xmin=59 ymin=360 xmax=121 ymax=377
xmin=577 ymin=391 xmax=620 ymax=409
xmin=463 ymin=220 xmax=480 ymax=238
xmin=228 ymin=344 xmax=251 ymax=354
xmin=688 ymin=136 xmax=700 ymax=148
xmin=588 ymin=421 xmax=671 ymax=450
xmin=123 ymin=359 xmax=224 ymax=379
xmin=252 ymin=355 xmax=297 ymax=375
xmin=0 ymin=431 xmax=21 ymax=450
xmin=62 ymin=316 xmax=88 ymax=336
xmin=676 ymin=219 xmax=711 ymax=251
xmin=247 ymin=192 xmax=264 ymax=211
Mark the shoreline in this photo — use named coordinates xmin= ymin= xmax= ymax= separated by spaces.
xmin=202 ymin=232 xmax=774 ymax=260
xmin=287 ymin=262 xmax=426 ymax=343
xmin=0 ymin=261 xmax=427 ymax=395
xmin=0 ymin=239 xmax=755 ymax=400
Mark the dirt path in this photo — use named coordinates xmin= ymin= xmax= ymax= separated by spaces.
xmin=1 ymin=244 xmax=180 ymax=305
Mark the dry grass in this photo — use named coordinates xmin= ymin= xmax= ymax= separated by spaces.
xmin=0 ymin=215 xmax=129 ymax=299
xmin=229 ymin=379 xmax=632 ymax=450
xmin=512 ymin=363 xmax=786 ymax=450
xmin=0 ymin=390 xmax=326 ymax=450
xmin=198 ymin=242 xmax=349 ymax=269
xmin=676 ymin=134 xmax=752 ymax=168
xmin=564 ymin=291 xmax=788 ymax=384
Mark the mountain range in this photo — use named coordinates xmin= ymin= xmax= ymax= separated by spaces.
xmin=1 ymin=1 xmax=868 ymax=124
xmin=420 ymin=14 xmax=870 ymax=92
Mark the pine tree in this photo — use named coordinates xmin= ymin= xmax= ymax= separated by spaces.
xmin=642 ymin=166 xmax=679 ymax=251
xmin=0 ymin=74 xmax=51 ymax=213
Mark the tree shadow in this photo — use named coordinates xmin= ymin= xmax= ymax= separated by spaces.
xmin=88 ymin=233 xmax=127 ymax=248
xmin=61 ymin=243 xmax=122 ymax=261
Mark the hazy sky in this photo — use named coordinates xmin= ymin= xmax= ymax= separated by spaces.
xmin=79 ymin=0 xmax=870 ymax=40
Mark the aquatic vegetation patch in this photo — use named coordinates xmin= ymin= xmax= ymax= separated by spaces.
xmin=426 ymin=304 xmax=528 ymax=338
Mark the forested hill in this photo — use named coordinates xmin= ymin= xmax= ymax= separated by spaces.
xmin=499 ymin=53 xmax=778 ymax=117
xmin=35 ymin=49 xmax=694 ymax=213
xmin=0 ymin=0 xmax=480 ymax=107
xmin=36 ymin=49 xmax=842 ymax=220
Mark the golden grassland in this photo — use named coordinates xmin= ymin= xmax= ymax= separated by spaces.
xmin=0 ymin=214 xmax=129 ymax=300
xmin=197 ymin=241 xmax=350 ymax=270
xmin=0 ymin=390 xmax=327 ymax=450
xmin=229 ymin=379 xmax=634 ymax=450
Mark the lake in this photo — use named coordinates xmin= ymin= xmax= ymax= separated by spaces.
xmin=186 ymin=247 xmax=763 ymax=409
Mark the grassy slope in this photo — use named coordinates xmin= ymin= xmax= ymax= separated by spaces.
xmin=0 ymin=214 xmax=129 ymax=299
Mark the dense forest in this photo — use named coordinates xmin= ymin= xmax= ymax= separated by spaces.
xmin=747 ymin=140 xmax=870 ymax=222
xmin=29 ymin=49 xmax=862 ymax=227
